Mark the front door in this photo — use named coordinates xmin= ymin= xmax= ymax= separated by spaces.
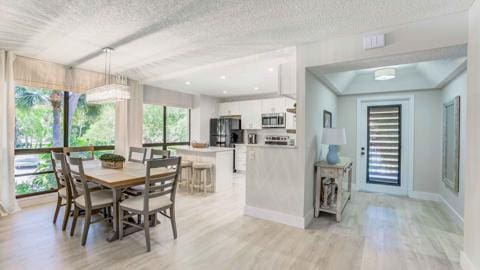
xmin=357 ymin=97 xmax=412 ymax=195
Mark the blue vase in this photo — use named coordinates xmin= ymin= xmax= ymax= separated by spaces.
xmin=326 ymin=145 xmax=340 ymax=164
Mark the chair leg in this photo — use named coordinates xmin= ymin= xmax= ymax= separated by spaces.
xmin=170 ymin=206 xmax=177 ymax=239
xmin=137 ymin=214 xmax=142 ymax=224
xmin=203 ymin=170 xmax=207 ymax=194
xmin=81 ymin=210 xmax=91 ymax=246
xmin=119 ymin=208 xmax=124 ymax=240
xmin=53 ymin=196 xmax=62 ymax=224
xmin=62 ymin=198 xmax=71 ymax=231
xmin=144 ymin=213 xmax=151 ymax=252
xmin=70 ymin=206 xmax=79 ymax=236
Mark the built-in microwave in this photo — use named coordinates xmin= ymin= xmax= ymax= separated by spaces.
xmin=261 ymin=113 xmax=286 ymax=128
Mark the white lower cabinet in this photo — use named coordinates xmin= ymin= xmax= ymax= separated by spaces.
xmin=235 ymin=144 xmax=247 ymax=171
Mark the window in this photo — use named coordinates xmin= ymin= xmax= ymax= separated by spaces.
xmin=14 ymin=86 xmax=115 ymax=197
xmin=69 ymin=93 xmax=115 ymax=147
xmin=166 ymin=107 xmax=189 ymax=142
xmin=143 ymin=104 xmax=164 ymax=144
xmin=143 ymin=104 xmax=190 ymax=149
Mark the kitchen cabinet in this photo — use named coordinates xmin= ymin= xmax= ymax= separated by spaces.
xmin=240 ymin=100 xmax=262 ymax=130
xmin=279 ymin=62 xmax=296 ymax=97
xmin=285 ymin=97 xmax=296 ymax=131
xmin=235 ymin=144 xmax=247 ymax=171
xmin=261 ymin=98 xmax=285 ymax=114
xmin=218 ymin=102 xmax=240 ymax=116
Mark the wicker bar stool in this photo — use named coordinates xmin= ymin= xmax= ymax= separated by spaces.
xmin=179 ymin=160 xmax=193 ymax=192
xmin=192 ymin=162 xmax=214 ymax=194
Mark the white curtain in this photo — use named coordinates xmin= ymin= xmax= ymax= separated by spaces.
xmin=0 ymin=50 xmax=20 ymax=216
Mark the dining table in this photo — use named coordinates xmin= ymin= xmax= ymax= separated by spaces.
xmin=82 ymin=160 xmax=176 ymax=242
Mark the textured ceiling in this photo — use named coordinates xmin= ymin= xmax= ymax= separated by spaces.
xmin=0 ymin=0 xmax=474 ymax=93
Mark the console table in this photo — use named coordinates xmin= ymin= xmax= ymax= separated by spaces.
xmin=314 ymin=158 xmax=353 ymax=222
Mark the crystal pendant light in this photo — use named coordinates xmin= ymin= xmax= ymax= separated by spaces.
xmin=86 ymin=48 xmax=130 ymax=104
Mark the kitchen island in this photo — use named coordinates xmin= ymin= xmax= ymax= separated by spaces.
xmin=171 ymin=146 xmax=234 ymax=192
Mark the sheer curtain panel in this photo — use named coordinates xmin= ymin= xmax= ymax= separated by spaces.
xmin=0 ymin=50 xmax=20 ymax=216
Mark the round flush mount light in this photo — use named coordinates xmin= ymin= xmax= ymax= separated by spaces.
xmin=185 ymin=81 xmax=191 ymax=85
xmin=220 ymin=75 xmax=226 ymax=80
xmin=253 ymin=86 xmax=259 ymax=90
xmin=374 ymin=68 xmax=396 ymax=81
xmin=222 ymin=90 xmax=228 ymax=94
xmin=267 ymin=67 xmax=274 ymax=72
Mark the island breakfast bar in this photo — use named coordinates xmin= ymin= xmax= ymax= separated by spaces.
xmin=172 ymin=146 xmax=234 ymax=192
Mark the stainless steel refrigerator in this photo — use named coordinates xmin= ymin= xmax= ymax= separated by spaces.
xmin=209 ymin=118 xmax=243 ymax=147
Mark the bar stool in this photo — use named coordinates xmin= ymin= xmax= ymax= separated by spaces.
xmin=179 ymin=160 xmax=193 ymax=192
xmin=192 ymin=162 xmax=214 ymax=194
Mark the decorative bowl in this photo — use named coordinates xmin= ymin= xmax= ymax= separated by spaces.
xmin=101 ymin=161 xmax=124 ymax=169
xmin=191 ymin=142 xmax=209 ymax=148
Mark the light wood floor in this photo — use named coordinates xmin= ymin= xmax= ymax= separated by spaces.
xmin=0 ymin=175 xmax=463 ymax=270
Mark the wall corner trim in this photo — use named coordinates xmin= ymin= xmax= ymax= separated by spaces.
xmin=460 ymin=251 xmax=478 ymax=270
xmin=438 ymin=195 xmax=464 ymax=227
xmin=244 ymin=205 xmax=311 ymax=229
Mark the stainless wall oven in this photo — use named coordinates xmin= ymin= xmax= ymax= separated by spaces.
xmin=261 ymin=113 xmax=286 ymax=128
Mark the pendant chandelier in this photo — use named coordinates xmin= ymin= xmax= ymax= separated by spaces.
xmin=86 ymin=48 xmax=130 ymax=104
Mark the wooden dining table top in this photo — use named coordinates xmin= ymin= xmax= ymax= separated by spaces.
xmin=83 ymin=160 xmax=176 ymax=189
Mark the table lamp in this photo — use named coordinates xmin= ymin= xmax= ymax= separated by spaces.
xmin=321 ymin=128 xmax=347 ymax=165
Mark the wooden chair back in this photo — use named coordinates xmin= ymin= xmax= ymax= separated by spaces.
xmin=51 ymin=152 xmax=71 ymax=195
xmin=150 ymin=149 xmax=170 ymax=160
xmin=63 ymin=146 xmax=95 ymax=161
xmin=144 ymin=157 xmax=181 ymax=213
xmin=65 ymin=156 xmax=91 ymax=204
xmin=129 ymin=147 xmax=147 ymax=163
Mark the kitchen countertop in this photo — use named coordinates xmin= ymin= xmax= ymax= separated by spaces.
xmin=243 ymin=144 xmax=297 ymax=149
xmin=171 ymin=146 xmax=234 ymax=153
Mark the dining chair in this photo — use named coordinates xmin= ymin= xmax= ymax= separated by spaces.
xmin=119 ymin=157 xmax=181 ymax=252
xmin=150 ymin=149 xmax=170 ymax=159
xmin=51 ymin=152 xmax=73 ymax=231
xmin=63 ymin=146 xmax=95 ymax=160
xmin=65 ymin=156 xmax=114 ymax=246
xmin=129 ymin=147 xmax=148 ymax=163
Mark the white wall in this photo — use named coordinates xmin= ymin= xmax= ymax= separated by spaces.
xmin=440 ymin=71 xmax=467 ymax=219
xmin=303 ymin=70 xmax=338 ymax=215
xmin=191 ymin=94 xmax=219 ymax=143
xmin=337 ymin=90 xmax=442 ymax=194
xmin=463 ymin=1 xmax=480 ymax=269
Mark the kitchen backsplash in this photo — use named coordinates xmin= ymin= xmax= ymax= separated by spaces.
xmin=242 ymin=128 xmax=296 ymax=145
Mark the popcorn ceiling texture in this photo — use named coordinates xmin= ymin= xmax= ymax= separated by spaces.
xmin=0 ymin=0 xmax=473 ymax=84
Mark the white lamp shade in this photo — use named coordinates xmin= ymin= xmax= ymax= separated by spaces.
xmin=321 ymin=128 xmax=347 ymax=145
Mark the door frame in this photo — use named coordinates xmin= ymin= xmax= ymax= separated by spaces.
xmin=356 ymin=95 xmax=415 ymax=196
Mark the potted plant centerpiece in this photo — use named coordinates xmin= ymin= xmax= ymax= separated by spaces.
xmin=99 ymin=154 xmax=126 ymax=169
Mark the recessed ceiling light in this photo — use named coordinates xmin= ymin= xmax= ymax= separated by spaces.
xmin=220 ymin=75 xmax=226 ymax=80
xmin=267 ymin=68 xmax=274 ymax=72
xmin=185 ymin=81 xmax=191 ymax=85
xmin=222 ymin=90 xmax=227 ymax=94
xmin=253 ymin=87 xmax=259 ymax=90
xmin=374 ymin=68 xmax=396 ymax=81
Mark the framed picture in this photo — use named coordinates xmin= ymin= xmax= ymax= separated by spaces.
xmin=323 ymin=110 xmax=332 ymax=128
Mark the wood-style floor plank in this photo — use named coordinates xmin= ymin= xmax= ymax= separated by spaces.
xmin=0 ymin=175 xmax=463 ymax=270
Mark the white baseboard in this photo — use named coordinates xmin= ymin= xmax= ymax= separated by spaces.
xmin=461 ymin=251 xmax=478 ymax=270
xmin=18 ymin=192 xmax=57 ymax=208
xmin=244 ymin=205 xmax=310 ymax=229
xmin=438 ymin=195 xmax=464 ymax=227
xmin=409 ymin=191 xmax=439 ymax=201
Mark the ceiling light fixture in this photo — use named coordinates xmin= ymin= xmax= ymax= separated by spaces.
xmin=222 ymin=90 xmax=228 ymax=94
xmin=220 ymin=75 xmax=226 ymax=80
xmin=185 ymin=81 xmax=191 ymax=85
xmin=268 ymin=68 xmax=274 ymax=72
xmin=253 ymin=87 xmax=259 ymax=90
xmin=86 ymin=48 xmax=130 ymax=104
xmin=374 ymin=68 xmax=396 ymax=81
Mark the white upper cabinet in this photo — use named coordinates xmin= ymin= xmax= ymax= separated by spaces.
xmin=285 ymin=97 xmax=296 ymax=130
xmin=279 ymin=62 xmax=296 ymax=97
xmin=218 ymin=102 xmax=240 ymax=116
xmin=261 ymin=98 xmax=285 ymax=114
xmin=240 ymin=100 xmax=262 ymax=130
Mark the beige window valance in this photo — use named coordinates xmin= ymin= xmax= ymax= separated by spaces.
xmin=13 ymin=56 xmax=107 ymax=93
